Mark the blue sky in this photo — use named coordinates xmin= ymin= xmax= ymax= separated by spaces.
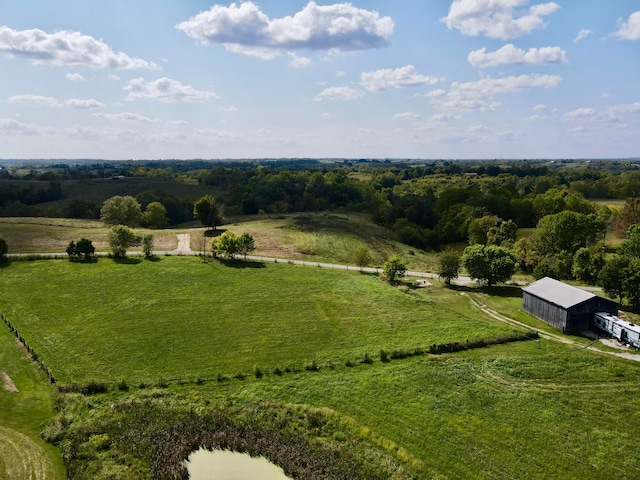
xmin=0 ymin=1 xmax=638 ymax=160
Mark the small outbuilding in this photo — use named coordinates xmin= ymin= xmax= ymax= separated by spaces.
xmin=522 ymin=277 xmax=618 ymax=332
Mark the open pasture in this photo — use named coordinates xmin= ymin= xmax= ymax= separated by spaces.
xmin=226 ymin=212 xmax=441 ymax=271
xmin=206 ymin=344 xmax=640 ymax=479
xmin=0 ymin=256 xmax=517 ymax=384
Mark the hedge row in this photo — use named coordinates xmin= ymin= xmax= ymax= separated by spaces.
xmin=56 ymin=330 xmax=539 ymax=395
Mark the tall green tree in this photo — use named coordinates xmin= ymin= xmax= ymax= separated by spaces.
xmin=108 ymin=225 xmax=136 ymax=258
xmin=142 ymin=234 xmax=154 ymax=258
xmin=624 ymin=259 xmax=640 ymax=311
xmin=438 ymin=249 xmax=461 ymax=286
xmin=142 ymin=202 xmax=169 ymax=229
xmin=383 ymin=257 xmax=406 ymax=284
xmin=615 ymin=198 xmax=640 ymax=235
xmin=100 ymin=196 xmax=143 ymax=227
xmin=486 ymin=219 xmax=518 ymax=247
xmin=194 ymin=195 xmax=223 ymax=230
xmin=237 ymin=233 xmax=256 ymax=259
xmin=534 ymin=211 xmax=604 ymax=257
xmin=462 ymin=244 xmax=516 ymax=287
xmin=572 ymin=246 xmax=605 ymax=284
xmin=619 ymin=225 xmax=640 ymax=258
xmin=468 ymin=215 xmax=499 ymax=245
xmin=598 ymin=256 xmax=629 ymax=304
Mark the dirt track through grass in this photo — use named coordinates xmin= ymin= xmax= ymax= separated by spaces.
xmin=0 ymin=427 xmax=54 ymax=480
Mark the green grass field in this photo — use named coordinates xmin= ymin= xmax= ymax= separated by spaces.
xmin=1 ymin=254 xmax=639 ymax=478
xmin=0 ymin=328 xmax=66 ymax=479
xmin=204 ymin=344 xmax=640 ymax=479
xmin=0 ymin=257 xmax=515 ymax=384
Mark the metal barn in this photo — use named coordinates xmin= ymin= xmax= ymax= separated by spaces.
xmin=522 ymin=277 xmax=618 ymax=332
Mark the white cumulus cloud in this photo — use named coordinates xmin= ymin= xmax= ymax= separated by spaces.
xmin=0 ymin=26 xmax=159 ymax=70
xmin=124 ymin=77 xmax=220 ymax=103
xmin=67 ymin=99 xmax=105 ymax=109
xmin=441 ymin=0 xmax=560 ymax=40
xmin=393 ymin=112 xmax=421 ymax=120
xmin=434 ymin=74 xmax=562 ymax=112
xmin=288 ymin=52 xmax=313 ymax=68
xmin=611 ymin=102 xmax=640 ymax=113
xmin=314 ymin=86 xmax=364 ymax=101
xmin=468 ymin=44 xmax=566 ymax=67
xmin=7 ymin=94 xmax=62 ymax=107
xmin=176 ymin=1 xmax=394 ymax=59
xmin=66 ymin=73 xmax=85 ymax=81
xmin=95 ymin=112 xmax=159 ymax=123
xmin=0 ymin=118 xmax=40 ymax=135
xmin=574 ymin=29 xmax=592 ymax=44
xmin=613 ymin=11 xmax=640 ymax=40
xmin=360 ymin=65 xmax=440 ymax=92
xmin=564 ymin=107 xmax=597 ymax=119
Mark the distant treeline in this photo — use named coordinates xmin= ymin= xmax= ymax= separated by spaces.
xmin=2 ymin=159 xmax=640 ymax=249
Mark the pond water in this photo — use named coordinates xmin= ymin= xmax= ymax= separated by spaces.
xmin=186 ymin=449 xmax=293 ymax=480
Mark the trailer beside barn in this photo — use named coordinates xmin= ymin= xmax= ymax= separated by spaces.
xmin=522 ymin=277 xmax=618 ymax=332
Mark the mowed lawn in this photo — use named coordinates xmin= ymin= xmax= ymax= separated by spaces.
xmin=0 ymin=256 xmax=515 ymax=384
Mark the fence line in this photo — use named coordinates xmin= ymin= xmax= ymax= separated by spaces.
xmin=1 ymin=310 xmax=56 ymax=383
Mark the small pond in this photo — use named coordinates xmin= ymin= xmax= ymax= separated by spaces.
xmin=186 ymin=449 xmax=293 ymax=480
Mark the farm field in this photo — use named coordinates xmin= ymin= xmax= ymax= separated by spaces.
xmin=0 ymin=213 xmax=446 ymax=272
xmin=206 ymin=345 xmax=640 ymax=479
xmin=1 ymin=255 xmax=639 ymax=478
xmin=0 ymin=256 xmax=517 ymax=384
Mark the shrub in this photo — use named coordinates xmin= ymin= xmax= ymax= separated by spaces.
xmin=254 ymin=366 xmax=263 ymax=378
xmin=380 ymin=349 xmax=390 ymax=363
xmin=81 ymin=380 xmax=108 ymax=395
xmin=305 ymin=360 xmax=320 ymax=372
xmin=361 ymin=353 xmax=373 ymax=364
xmin=117 ymin=379 xmax=129 ymax=391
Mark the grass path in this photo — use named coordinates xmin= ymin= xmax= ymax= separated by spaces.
xmin=0 ymin=427 xmax=54 ymax=480
xmin=464 ymin=291 xmax=640 ymax=362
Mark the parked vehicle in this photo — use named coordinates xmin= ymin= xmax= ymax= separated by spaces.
xmin=594 ymin=312 xmax=640 ymax=349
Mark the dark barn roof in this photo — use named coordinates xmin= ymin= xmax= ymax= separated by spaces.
xmin=522 ymin=277 xmax=619 ymax=332
xmin=522 ymin=277 xmax=595 ymax=309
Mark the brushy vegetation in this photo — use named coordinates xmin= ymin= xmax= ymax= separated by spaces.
xmin=43 ymin=394 xmax=415 ymax=480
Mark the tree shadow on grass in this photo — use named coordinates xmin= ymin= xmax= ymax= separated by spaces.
xmin=69 ymin=258 xmax=99 ymax=264
xmin=144 ymin=256 xmax=162 ymax=263
xmin=113 ymin=257 xmax=143 ymax=265
xmin=217 ymin=258 xmax=266 ymax=269
xmin=0 ymin=260 xmax=10 ymax=269
xmin=204 ymin=228 xmax=227 ymax=238
xmin=449 ymin=284 xmax=523 ymax=298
